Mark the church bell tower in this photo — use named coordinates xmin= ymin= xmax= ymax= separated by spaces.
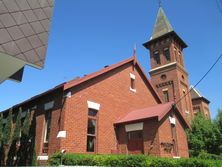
xmin=143 ymin=7 xmax=194 ymax=121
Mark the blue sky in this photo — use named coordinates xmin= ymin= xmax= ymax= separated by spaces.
xmin=0 ymin=0 xmax=222 ymax=119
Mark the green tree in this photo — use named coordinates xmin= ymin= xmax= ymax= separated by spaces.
xmin=214 ymin=109 xmax=222 ymax=154
xmin=2 ymin=109 xmax=13 ymax=165
xmin=3 ymin=108 xmax=13 ymax=145
xmin=31 ymin=143 xmax=36 ymax=166
xmin=0 ymin=113 xmax=3 ymax=165
xmin=187 ymin=113 xmax=218 ymax=156
xmin=17 ymin=110 xmax=31 ymax=166
xmin=215 ymin=109 xmax=222 ymax=134
xmin=7 ymin=108 xmax=23 ymax=165
xmin=0 ymin=113 xmax=3 ymax=146
xmin=13 ymin=108 xmax=22 ymax=141
xmin=29 ymin=112 xmax=36 ymax=166
xmin=22 ymin=111 xmax=30 ymax=137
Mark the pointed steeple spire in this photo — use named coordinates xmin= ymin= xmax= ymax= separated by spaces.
xmin=151 ymin=7 xmax=173 ymax=40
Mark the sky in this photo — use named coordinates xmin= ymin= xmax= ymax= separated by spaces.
xmin=0 ymin=0 xmax=222 ymax=119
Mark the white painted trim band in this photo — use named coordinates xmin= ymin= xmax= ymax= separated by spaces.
xmin=149 ymin=62 xmax=177 ymax=72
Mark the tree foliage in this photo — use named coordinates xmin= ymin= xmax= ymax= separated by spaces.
xmin=3 ymin=108 xmax=13 ymax=145
xmin=0 ymin=113 xmax=3 ymax=145
xmin=13 ymin=108 xmax=22 ymax=141
xmin=214 ymin=109 xmax=222 ymax=154
xmin=0 ymin=113 xmax=3 ymax=165
xmin=187 ymin=111 xmax=222 ymax=157
xmin=22 ymin=110 xmax=30 ymax=137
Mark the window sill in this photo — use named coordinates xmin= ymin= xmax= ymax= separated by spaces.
xmin=130 ymin=87 xmax=136 ymax=93
xmin=185 ymin=110 xmax=190 ymax=114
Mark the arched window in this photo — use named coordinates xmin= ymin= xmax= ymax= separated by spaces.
xmin=154 ymin=51 xmax=160 ymax=64
xmin=164 ymin=48 xmax=171 ymax=61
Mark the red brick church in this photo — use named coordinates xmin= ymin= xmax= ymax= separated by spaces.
xmin=1 ymin=7 xmax=211 ymax=163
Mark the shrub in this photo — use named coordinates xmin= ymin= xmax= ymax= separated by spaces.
xmin=198 ymin=151 xmax=222 ymax=160
xmin=49 ymin=153 xmax=222 ymax=167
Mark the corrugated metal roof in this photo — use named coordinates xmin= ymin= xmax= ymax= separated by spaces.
xmin=115 ymin=102 xmax=174 ymax=124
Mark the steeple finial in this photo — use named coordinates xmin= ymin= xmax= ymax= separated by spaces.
xmin=133 ymin=44 xmax=137 ymax=57
xmin=133 ymin=44 xmax=137 ymax=67
xmin=158 ymin=0 xmax=162 ymax=7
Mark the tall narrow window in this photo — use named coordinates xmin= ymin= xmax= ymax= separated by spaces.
xmin=179 ymin=52 xmax=183 ymax=66
xmin=43 ymin=110 xmax=52 ymax=153
xmin=44 ymin=111 xmax=52 ymax=143
xmin=193 ymin=106 xmax=200 ymax=115
xmin=164 ymin=48 xmax=171 ymax=61
xmin=87 ymin=109 xmax=98 ymax=152
xmin=170 ymin=123 xmax=178 ymax=156
xmin=163 ymin=90 xmax=169 ymax=102
xmin=154 ymin=51 xmax=160 ymax=64
xmin=130 ymin=73 xmax=136 ymax=92
xmin=183 ymin=90 xmax=188 ymax=112
xmin=131 ymin=78 xmax=135 ymax=90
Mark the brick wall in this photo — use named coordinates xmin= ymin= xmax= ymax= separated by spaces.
xmin=158 ymin=110 xmax=189 ymax=158
xmin=61 ymin=62 xmax=159 ymax=154
xmin=4 ymin=60 xmax=189 ymax=159
xmin=192 ymin=98 xmax=211 ymax=119
xmin=175 ymin=113 xmax=189 ymax=157
xmin=143 ymin=119 xmax=160 ymax=156
xmin=116 ymin=119 xmax=160 ymax=156
xmin=148 ymin=36 xmax=194 ymax=123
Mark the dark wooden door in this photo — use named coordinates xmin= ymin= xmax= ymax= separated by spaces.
xmin=127 ymin=130 xmax=144 ymax=154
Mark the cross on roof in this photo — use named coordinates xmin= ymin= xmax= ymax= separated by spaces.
xmin=158 ymin=0 xmax=162 ymax=7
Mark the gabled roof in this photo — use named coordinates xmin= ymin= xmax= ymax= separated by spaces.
xmin=64 ymin=56 xmax=162 ymax=103
xmin=190 ymin=86 xmax=210 ymax=104
xmin=3 ymin=56 xmax=162 ymax=112
xmin=151 ymin=7 xmax=173 ymax=40
xmin=3 ymin=83 xmax=65 ymax=112
xmin=115 ymin=101 xmax=190 ymax=129
xmin=64 ymin=56 xmax=134 ymax=90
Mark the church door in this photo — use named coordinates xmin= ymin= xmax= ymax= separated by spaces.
xmin=127 ymin=130 xmax=144 ymax=154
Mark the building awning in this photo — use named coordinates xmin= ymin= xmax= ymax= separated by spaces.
xmin=115 ymin=102 xmax=190 ymax=129
xmin=115 ymin=102 xmax=175 ymax=124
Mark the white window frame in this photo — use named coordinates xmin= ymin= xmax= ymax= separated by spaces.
xmin=130 ymin=73 xmax=136 ymax=92
xmin=43 ymin=120 xmax=49 ymax=143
